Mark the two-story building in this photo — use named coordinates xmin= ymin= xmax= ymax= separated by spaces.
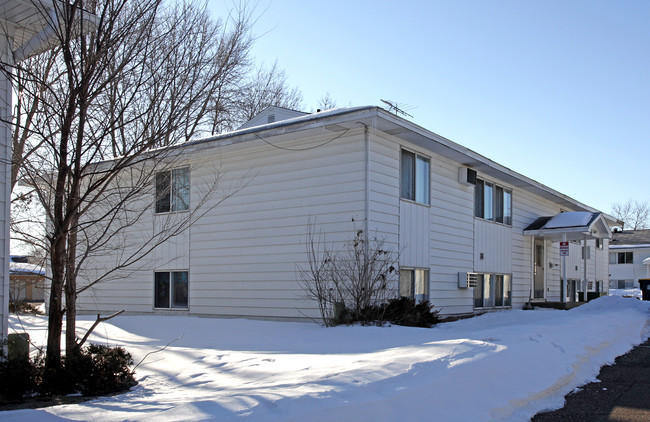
xmin=72 ymin=106 xmax=616 ymax=320
xmin=608 ymin=229 xmax=650 ymax=291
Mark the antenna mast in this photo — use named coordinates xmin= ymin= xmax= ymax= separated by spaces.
xmin=380 ymin=99 xmax=414 ymax=118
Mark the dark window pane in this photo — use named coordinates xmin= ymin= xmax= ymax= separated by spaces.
xmin=474 ymin=274 xmax=484 ymax=308
xmin=154 ymin=272 xmax=170 ymax=308
xmin=494 ymin=274 xmax=504 ymax=306
xmin=172 ymin=271 xmax=189 ymax=308
xmin=475 ymin=180 xmax=484 ymax=218
xmin=156 ymin=172 xmax=171 ymax=213
xmin=495 ymin=186 xmax=504 ymax=223
xmin=401 ymin=150 xmax=415 ymax=200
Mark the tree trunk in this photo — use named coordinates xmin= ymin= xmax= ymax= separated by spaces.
xmin=45 ymin=234 xmax=66 ymax=372
xmin=65 ymin=213 xmax=80 ymax=361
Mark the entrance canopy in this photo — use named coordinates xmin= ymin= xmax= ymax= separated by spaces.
xmin=523 ymin=212 xmax=612 ymax=242
xmin=0 ymin=0 xmax=97 ymax=62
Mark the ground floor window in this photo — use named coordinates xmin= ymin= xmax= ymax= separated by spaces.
xmin=474 ymin=273 xmax=511 ymax=309
xmin=610 ymin=279 xmax=634 ymax=289
xmin=155 ymin=271 xmax=189 ymax=309
xmin=399 ymin=268 xmax=429 ymax=303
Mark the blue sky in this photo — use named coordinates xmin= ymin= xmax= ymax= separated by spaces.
xmin=210 ymin=0 xmax=649 ymax=214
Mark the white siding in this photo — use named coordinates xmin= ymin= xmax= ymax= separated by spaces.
xmin=76 ymin=129 xmax=367 ymax=320
xmin=473 ymin=220 xmax=512 ymax=274
xmin=504 ymin=186 xmax=563 ymax=306
xmin=399 ymin=201 xmax=430 ymax=268
xmin=609 ymin=247 xmax=650 ymax=286
xmin=74 ymin=113 xmax=613 ymax=320
xmin=370 ymin=132 xmax=475 ymax=315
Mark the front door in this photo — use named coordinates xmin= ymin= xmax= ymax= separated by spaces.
xmin=533 ymin=238 xmax=545 ymax=299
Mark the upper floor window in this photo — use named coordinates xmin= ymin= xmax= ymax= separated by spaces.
xmin=401 ymin=149 xmax=430 ymax=204
xmin=156 ymin=167 xmax=190 ymax=213
xmin=475 ymin=178 xmax=512 ymax=225
xmin=609 ymin=251 xmax=633 ymax=264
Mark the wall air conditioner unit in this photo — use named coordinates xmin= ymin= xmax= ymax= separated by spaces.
xmin=458 ymin=272 xmax=479 ymax=288
xmin=458 ymin=167 xmax=477 ymax=186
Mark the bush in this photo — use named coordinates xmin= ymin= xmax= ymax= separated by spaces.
xmin=0 ymin=344 xmax=136 ymax=400
xmin=345 ymin=297 xmax=441 ymax=328
xmin=0 ymin=352 xmax=42 ymax=400
xmin=383 ymin=297 xmax=441 ymax=328
xmin=9 ymin=301 xmax=43 ymax=314
xmin=64 ymin=344 xmax=137 ymax=396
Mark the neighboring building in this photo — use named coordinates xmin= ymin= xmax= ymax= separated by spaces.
xmin=73 ymin=106 xmax=616 ymax=320
xmin=608 ymin=229 xmax=650 ymax=289
xmin=9 ymin=255 xmax=45 ymax=302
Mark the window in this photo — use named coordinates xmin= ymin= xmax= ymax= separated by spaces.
xmin=617 ymin=280 xmax=626 ymax=289
xmin=474 ymin=273 xmax=511 ymax=309
xmin=595 ymin=239 xmax=603 ymax=249
xmin=475 ymin=178 xmax=512 ymax=225
xmin=155 ymin=271 xmax=189 ymax=309
xmin=609 ymin=252 xmax=633 ymax=264
xmin=399 ymin=268 xmax=429 ymax=303
xmin=156 ymin=167 xmax=190 ymax=213
xmin=581 ymin=246 xmax=591 ymax=260
xmin=401 ymin=149 xmax=430 ymax=204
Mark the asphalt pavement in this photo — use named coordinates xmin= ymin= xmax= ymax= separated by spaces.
xmin=532 ymin=337 xmax=650 ymax=421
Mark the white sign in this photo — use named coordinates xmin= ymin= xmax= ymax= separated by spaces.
xmin=560 ymin=241 xmax=569 ymax=256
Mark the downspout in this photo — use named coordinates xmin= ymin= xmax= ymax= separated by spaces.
xmin=561 ymin=233 xmax=567 ymax=303
xmin=364 ymin=124 xmax=370 ymax=255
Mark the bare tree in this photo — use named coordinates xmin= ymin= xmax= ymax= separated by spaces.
xmin=611 ymin=199 xmax=650 ymax=230
xmin=230 ymin=60 xmax=303 ymax=129
xmin=299 ymin=223 xmax=397 ymax=326
xmin=1 ymin=0 xmax=254 ymax=378
xmin=317 ymin=92 xmax=337 ymax=111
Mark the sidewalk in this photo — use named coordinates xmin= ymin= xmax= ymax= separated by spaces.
xmin=532 ymin=338 xmax=650 ymax=421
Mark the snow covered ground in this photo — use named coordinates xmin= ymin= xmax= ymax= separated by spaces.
xmin=609 ymin=288 xmax=643 ymax=300
xmin=4 ymin=296 xmax=649 ymax=422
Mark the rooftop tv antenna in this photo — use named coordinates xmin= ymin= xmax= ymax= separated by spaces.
xmin=380 ymin=99 xmax=414 ymax=119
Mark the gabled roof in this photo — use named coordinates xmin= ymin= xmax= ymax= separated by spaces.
xmin=189 ymin=106 xmax=612 ymax=218
xmin=237 ymin=105 xmax=308 ymax=130
xmin=523 ymin=212 xmax=611 ymax=241
xmin=609 ymin=229 xmax=650 ymax=249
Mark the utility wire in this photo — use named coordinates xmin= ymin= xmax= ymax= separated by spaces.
xmin=253 ymin=127 xmax=352 ymax=151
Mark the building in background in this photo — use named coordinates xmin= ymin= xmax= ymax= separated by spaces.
xmin=608 ymin=229 xmax=650 ymax=291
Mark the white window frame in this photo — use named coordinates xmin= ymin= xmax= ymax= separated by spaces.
xmin=473 ymin=273 xmax=512 ymax=309
xmin=399 ymin=268 xmax=430 ymax=303
xmin=475 ymin=178 xmax=512 ymax=225
xmin=400 ymin=149 xmax=430 ymax=205
xmin=154 ymin=270 xmax=189 ymax=309
xmin=155 ymin=167 xmax=190 ymax=213
xmin=609 ymin=251 xmax=633 ymax=264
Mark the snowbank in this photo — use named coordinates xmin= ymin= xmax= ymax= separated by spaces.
xmin=4 ymin=296 xmax=649 ymax=421
xmin=609 ymin=288 xmax=642 ymax=300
